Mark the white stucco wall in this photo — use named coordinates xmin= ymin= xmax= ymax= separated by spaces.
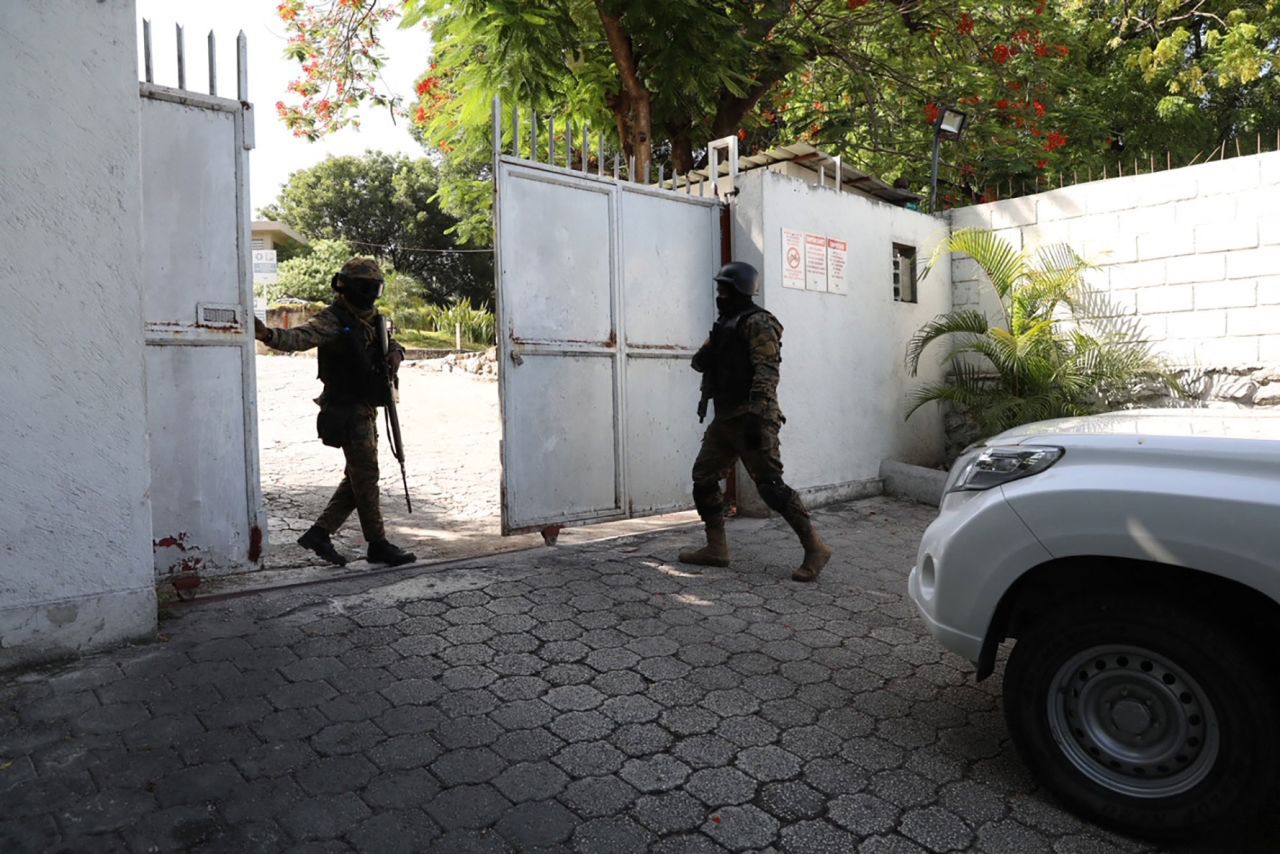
xmin=951 ymin=152 xmax=1280 ymax=370
xmin=732 ymin=170 xmax=951 ymax=506
xmin=0 ymin=0 xmax=156 ymax=667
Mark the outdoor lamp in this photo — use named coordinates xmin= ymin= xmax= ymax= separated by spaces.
xmin=930 ymin=106 xmax=968 ymax=212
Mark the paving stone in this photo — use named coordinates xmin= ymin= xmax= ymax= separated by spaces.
xmin=362 ymin=768 xmax=442 ymax=811
xmin=120 ymin=803 xmax=225 ymax=852
xmin=367 ymin=733 xmax=443 ymax=770
xmin=491 ymin=727 xmax=565 ymax=763
xmin=650 ymin=833 xmax=731 ymax=854
xmin=311 ymin=720 xmax=386 ymax=756
xmin=279 ymin=792 xmax=371 ymax=841
xmin=73 ymin=703 xmax=151 ymax=734
xmin=424 ymin=784 xmax=511 ymax=830
xmin=548 ymin=710 xmax=615 ymax=743
xmin=592 ymin=670 xmax=648 ymax=697
xmin=489 ymin=699 xmax=556 ymax=731
xmin=296 ymin=755 xmax=379 ymax=796
xmin=154 ymin=762 xmax=244 ymax=807
xmin=375 ymin=704 xmax=447 ymax=737
xmin=660 ymin=706 xmax=719 ymax=737
xmin=58 ymin=790 xmax=157 ymax=835
xmin=685 ymin=767 xmax=757 ymax=806
xmin=545 ymin=686 xmax=607 ymax=715
xmin=859 ymin=835 xmax=932 ymax=854
xmin=830 ymin=793 xmax=900 ymax=837
xmin=431 ymin=747 xmax=506 ymax=786
xmin=494 ymin=799 xmax=579 ymax=847
xmin=702 ymin=803 xmax=780 ymax=850
xmin=236 ymin=740 xmax=318 ymax=779
xmin=600 ymin=694 xmax=662 ymax=724
xmin=609 ymin=722 xmax=673 ymax=757
xmin=380 ymin=678 xmax=445 ymax=707
xmin=900 ymin=805 xmax=975 ymax=852
xmin=558 ymin=774 xmax=639 ymax=818
xmin=977 ymin=819 xmax=1056 ymax=854
xmin=735 ymin=744 xmax=802 ymax=782
xmin=571 ymin=816 xmax=655 ymax=854
xmin=222 ymin=776 xmax=307 ymax=823
xmin=619 ymin=754 xmax=691 ymax=793
xmin=493 ymin=761 xmax=570 ymax=802
xmin=757 ymin=780 xmax=827 ymax=822
xmin=436 ymin=715 xmax=505 ymax=749
xmin=438 ymin=688 xmax=501 ymax=718
xmin=716 ymin=714 xmax=778 ymax=748
xmin=631 ymin=791 xmax=706 ymax=835
xmin=554 ymin=741 xmax=626 ymax=777
xmin=346 ymin=809 xmax=441 ymax=854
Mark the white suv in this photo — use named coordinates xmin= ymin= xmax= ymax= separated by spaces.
xmin=908 ymin=409 xmax=1280 ymax=839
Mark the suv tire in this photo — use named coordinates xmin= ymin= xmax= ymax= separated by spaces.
xmin=1003 ymin=594 xmax=1278 ymax=839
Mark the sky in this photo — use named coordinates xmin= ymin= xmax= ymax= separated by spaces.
xmin=136 ymin=0 xmax=432 ymax=216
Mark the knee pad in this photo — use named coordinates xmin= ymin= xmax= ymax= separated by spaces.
xmin=692 ymin=480 xmax=722 ymax=518
xmin=756 ymin=479 xmax=797 ymax=514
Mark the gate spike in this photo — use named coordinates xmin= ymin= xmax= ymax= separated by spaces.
xmin=582 ymin=125 xmax=589 ymax=174
xmin=530 ymin=112 xmax=538 ymax=161
xmin=142 ymin=19 xmax=153 ymax=83
xmin=236 ymin=31 xmax=248 ymax=102
xmin=548 ymin=116 xmax=555 ymax=165
xmin=628 ymin=155 xmax=635 ymax=182
xmin=207 ymin=31 xmax=217 ymax=96
xmin=491 ymin=97 xmax=501 ymax=166
xmin=613 ymin=154 xmax=619 ymax=180
xmin=564 ymin=120 xmax=572 ymax=169
xmin=176 ymin=23 xmax=186 ymax=90
xmin=597 ymin=133 xmax=604 ymax=176
xmin=511 ymin=105 xmax=519 ymax=157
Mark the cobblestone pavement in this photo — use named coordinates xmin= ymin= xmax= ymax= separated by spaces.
xmin=0 ymin=498 xmax=1255 ymax=853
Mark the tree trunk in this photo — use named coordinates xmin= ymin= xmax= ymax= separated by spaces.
xmin=595 ymin=1 xmax=652 ymax=181
xmin=670 ymin=130 xmax=694 ymax=174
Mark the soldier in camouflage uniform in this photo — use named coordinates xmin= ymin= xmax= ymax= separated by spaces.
xmin=678 ymin=261 xmax=832 ymax=582
xmin=254 ymin=257 xmax=416 ymax=568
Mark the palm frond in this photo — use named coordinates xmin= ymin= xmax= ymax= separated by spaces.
xmin=905 ymin=310 xmax=990 ymax=375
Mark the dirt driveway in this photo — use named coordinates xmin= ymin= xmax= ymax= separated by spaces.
xmin=253 ymin=355 xmax=697 ymax=582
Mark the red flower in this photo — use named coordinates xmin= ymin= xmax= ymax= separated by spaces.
xmin=1014 ymin=29 xmax=1031 ymax=44
xmin=995 ymin=98 xmax=1010 ymax=110
xmin=1036 ymin=158 xmax=1048 ymax=169
xmin=1056 ymin=44 xmax=1069 ymax=57
xmin=924 ymin=102 xmax=941 ymax=124
xmin=277 ymin=3 xmax=297 ymax=22
xmin=1033 ymin=100 xmax=1046 ymax=117
xmin=414 ymin=106 xmax=427 ymax=124
xmin=275 ymin=100 xmax=286 ymax=115
xmin=993 ymin=44 xmax=1010 ymax=65
xmin=737 ymin=128 xmax=748 ymax=140
xmin=1035 ymin=0 xmax=1047 ymax=14
xmin=1034 ymin=42 xmax=1050 ymax=57
xmin=1008 ymin=81 xmax=1023 ymax=91
xmin=416 ymin=79 xmax=431 ymax=96
xmin=958 ymin=13 xmax=974 ymax=35
xmin=847 ymin=0 xmax=869 ymax=8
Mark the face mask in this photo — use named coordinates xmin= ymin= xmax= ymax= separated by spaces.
xmin=343 ymin=277 xmax=383 ymax=310
xmin=717 ymin=293 xmax=750 ymax=316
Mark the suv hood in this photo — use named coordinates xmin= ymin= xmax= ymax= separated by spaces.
xmin=988 ymin=408 xmax=1280 ymax=444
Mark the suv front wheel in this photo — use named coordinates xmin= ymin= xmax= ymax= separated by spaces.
xmin=1003 ymin=594 xmax=1278 ymax=839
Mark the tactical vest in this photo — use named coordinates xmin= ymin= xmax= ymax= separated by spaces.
xmin=317 ymin=303 xmax=391 ymax=407
xmin=709 ymin=305 xmax=768 ymax=408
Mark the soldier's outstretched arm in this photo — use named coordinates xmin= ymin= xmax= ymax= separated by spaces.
xmin=744 ymin=314 xmax=782 ymax=412
xmin=255 ymin=308 xmax=344 ymax=353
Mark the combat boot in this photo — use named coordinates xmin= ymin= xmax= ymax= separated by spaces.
xmin=297 ymin=525 xmax=348 ymax=567
xmin=367 ymin=539 xmax=416 ymax=567
xmin=780 ymin=507 xmax=831 ymax=582
xmin=792 ymin=527 xmax=832 ymax=583
xmin=678 ymin=523 xmax=730 ymax=567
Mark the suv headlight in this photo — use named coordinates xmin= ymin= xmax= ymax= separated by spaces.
xmin=946 ymin=445 xmax=1064 ymax=493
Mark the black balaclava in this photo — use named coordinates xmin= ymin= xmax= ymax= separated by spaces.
xmin=341 ymin=276 xmax=383 ymax=311
xmin=716 ymin=288 xmax=753 ymax=319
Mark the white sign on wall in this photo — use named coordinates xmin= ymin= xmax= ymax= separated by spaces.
xmin=804 ymin=232 xmax=828 ymax=292
xmin=781 ymin=229 xmax=805 ymax=290
xmin=252 ymin=249 xmax=278 ymax=285
xmin=826 ymin=237 xmax=848 ymax=296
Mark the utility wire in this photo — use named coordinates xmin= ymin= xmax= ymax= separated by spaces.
xmin=344 ymin=238 xmax=493 ymax=254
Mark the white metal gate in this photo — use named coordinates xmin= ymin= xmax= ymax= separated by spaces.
xmin=139 ymin=26 xmax=265 ymax=581
xmin=493 ymin=103 xmax=722 ymax=534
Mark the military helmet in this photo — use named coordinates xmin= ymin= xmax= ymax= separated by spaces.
xmin=713 ymin=261 xmax=760 ymax=296
xmin=338 ymin=256 xmax=384 ymax=282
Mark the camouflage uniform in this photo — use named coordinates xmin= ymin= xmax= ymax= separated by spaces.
xmin=682 ymin=293 xmax=831 ymax=582
xmin=260 ymin=264 xmax=404 ymax=547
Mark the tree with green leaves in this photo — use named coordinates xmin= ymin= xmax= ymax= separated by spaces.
xmin=259 ymin=151 xmax=492 ymax=305
xmin=261 ymin=238 xmax=354 ymax=304
xmin=906 ymin=228 xmax=1181 ymax=438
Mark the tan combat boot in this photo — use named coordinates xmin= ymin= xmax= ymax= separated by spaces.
xmin=792 ymin=527 xmax=832 ymax=582
xmin=678 ymin=523 xmax=730 ymax=567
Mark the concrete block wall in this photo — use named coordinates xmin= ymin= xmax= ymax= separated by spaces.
xmin=951 ymin=151 xmax=1280 ymax=372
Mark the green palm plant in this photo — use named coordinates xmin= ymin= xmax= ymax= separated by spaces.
xmin=906 ymin=228 xmax=1181 ymax=438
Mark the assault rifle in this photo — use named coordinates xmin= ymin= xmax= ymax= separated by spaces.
xmin=376 ymin=315 xmax=413 ymax=513
xmin=692 ymin=333 xmax=716 ymax=423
